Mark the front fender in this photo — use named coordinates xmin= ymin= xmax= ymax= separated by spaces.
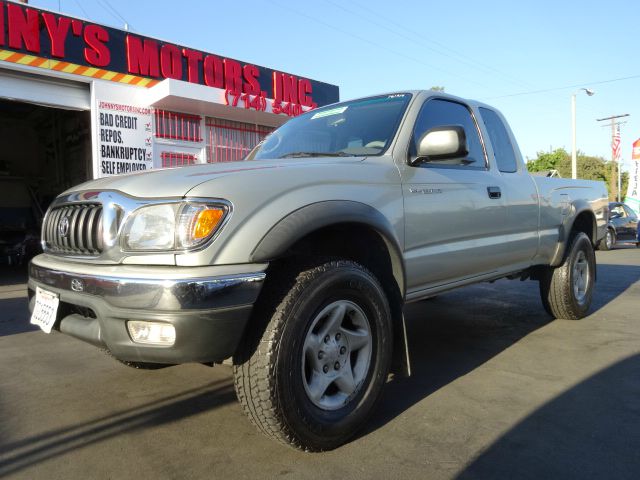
xmin=250 ymin=200 xmax=406 ymax=295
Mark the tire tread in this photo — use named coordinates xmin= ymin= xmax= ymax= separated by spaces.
xmin=233 ymin=259 xmax=379 ymax=451
xmin=539 ymin=232 xmax=594 ymax=320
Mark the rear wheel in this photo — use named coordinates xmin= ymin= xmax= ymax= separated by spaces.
xmin=539 ymin=232 xmax=596 ymax=319
xmin=233 ymin=259 xmax=393 ymax=451
xmin=598 ymin=228 xmax=615 ymax=251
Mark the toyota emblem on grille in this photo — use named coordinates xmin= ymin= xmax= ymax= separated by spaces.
xmin=58 ymin=216 xmax=70 ymax=237
xmin=70 ymin=279 xmax=84 ymax=292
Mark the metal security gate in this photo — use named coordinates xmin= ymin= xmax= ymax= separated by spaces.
xmin=160 ymin=151 xmax=198 ymax=168
xmin=206 ymin=119 xmax=273 ymax=163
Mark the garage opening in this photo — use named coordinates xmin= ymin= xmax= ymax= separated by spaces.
xmin=0 ymin=99 xmax=92 ymax=265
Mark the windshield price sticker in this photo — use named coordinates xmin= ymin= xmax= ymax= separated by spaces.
xmin=311 ymin=106 xmax=348 ymax=120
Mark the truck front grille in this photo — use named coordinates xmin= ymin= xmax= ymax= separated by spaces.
xmin=43 ymin=204 xmax=104 ymax=256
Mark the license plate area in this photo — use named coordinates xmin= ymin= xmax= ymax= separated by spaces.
xmin=30 ymin=286 xmax=60 ymax=334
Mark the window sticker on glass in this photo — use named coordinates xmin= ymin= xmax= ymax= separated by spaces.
xmin=311 ymin=106 xmax=348 ymax=120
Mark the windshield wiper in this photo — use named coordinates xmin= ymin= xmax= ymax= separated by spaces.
xmin=278 ymin=151 xmax=356 ymax=158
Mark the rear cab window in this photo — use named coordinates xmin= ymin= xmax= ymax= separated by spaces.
xmin=479 ymin=107 xmax=518 ymax=173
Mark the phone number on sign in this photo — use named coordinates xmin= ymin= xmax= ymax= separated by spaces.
xmin=224 ymin=90 xmax=312 ymax=117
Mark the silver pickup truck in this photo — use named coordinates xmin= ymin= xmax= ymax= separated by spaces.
xmin=28 ymin=91 xmax=608 ymax=451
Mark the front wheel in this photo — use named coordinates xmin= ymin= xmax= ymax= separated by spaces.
xmin=539 ymin=232 xmax=596 ymax=319
xmin=233 ymin=260 xmax=393 ymax=451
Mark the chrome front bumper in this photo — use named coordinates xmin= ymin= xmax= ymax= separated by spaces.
xmin=29 ymin=262 xmax=265 ymax=311
xmin=27 ymin=255 xmax=267 ymax=364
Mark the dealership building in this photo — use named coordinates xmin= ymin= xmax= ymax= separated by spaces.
xmin=0 ymin=0 xmax=339 ymax=208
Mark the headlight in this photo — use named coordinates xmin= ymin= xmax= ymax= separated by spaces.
xmin=123 ymin=203 xmax=177 ymax=250
xmin=122 ymin=201 xmax=230 ymax=251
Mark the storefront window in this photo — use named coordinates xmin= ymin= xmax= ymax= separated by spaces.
xmin=206 ymin=119 xmax=273 ymax=163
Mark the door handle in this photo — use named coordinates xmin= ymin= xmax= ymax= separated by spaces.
xmin=487 ymin=186 xmax=502 ymax=199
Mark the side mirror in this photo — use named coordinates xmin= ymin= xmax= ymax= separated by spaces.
xmin=411 ymin=125 xmax=469 ymax=166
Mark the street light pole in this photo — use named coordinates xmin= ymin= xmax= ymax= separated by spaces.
xmin=571 ymin=88 xmax=595 ymax=179
xmin=571 ymin=94 xmax=577 ymax=179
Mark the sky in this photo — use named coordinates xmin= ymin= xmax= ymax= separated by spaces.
xmin=30 ymin=0 xmax=640 ymax=172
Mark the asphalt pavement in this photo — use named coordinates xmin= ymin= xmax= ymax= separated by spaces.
xmin=1 ymin=247 xmax=639 ymax=479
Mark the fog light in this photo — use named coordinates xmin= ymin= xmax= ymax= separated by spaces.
xmin=127 ymin=321 xmax=176 ymax=346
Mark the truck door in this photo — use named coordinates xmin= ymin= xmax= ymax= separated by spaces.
xmin=477 ymin=107 xmax=540 ymax=264
xmin=400 ymin=98 xmax=511 ymax=293
xmin=622 ymin=205 xmax=639 ymax=240
xmin=610 ymin=204 xmax=630 ymax=240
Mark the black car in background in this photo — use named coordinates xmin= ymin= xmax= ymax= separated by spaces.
xmin=598 ymin=202 xmax=640 ymax=250
xmin=0 ymin=177 xmax=43 ymax=265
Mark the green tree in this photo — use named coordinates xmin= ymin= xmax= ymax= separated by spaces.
xmin=526 ymin=148 xmax=570 ymax=174
xmin=526 ymin=148 xmax=629 ymax=200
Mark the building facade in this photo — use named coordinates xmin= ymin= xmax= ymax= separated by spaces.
xmin=0 ymin=0 xmax=339 ymax=207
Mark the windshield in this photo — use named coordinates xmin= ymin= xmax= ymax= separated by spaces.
xmin=247 ymin=93 xmax=412 ymax=160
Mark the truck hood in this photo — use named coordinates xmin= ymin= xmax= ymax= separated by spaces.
xmin=64 ymin=157 xmax=366 ymax=198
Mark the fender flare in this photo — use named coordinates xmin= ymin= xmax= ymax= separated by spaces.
xmin=249 ymin=200 xmax=406 ymax=296
xmin=550 ymin=201 xmax=597 ymax=266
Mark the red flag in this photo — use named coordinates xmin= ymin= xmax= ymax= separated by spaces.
xmin=612 ymin=125 xmax=621 ymax=161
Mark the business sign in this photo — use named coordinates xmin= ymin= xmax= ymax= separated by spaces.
xmin=625 ymin=138 xmax=640 ymax=215
xmin=0 ymin=1 xmax=339 ymax=114
xmin=96 ymin=100 xmax=153 ymax=177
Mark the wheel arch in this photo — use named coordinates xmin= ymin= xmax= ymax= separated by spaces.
xmin=250 ymin=201 xmax=406 ymax=297
xmin=550 ymin=204 xmax=597 ymax=267
xmin=249 ymin=201 xmax=409 ymax=375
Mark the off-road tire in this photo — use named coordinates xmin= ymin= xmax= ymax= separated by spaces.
xmin=539 ymin=232 xmax=596 ymax=319
xmin=233 ymin=259 xmax=393 ymax=451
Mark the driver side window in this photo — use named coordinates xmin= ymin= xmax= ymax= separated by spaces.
xmin=412 ymin=99 xmax=487 ymax=169
xmin=611 ymin=205 xmax=626 ymax=218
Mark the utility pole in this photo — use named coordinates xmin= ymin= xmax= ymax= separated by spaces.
xmin=597 ymin=113 xmax=630 ymax=201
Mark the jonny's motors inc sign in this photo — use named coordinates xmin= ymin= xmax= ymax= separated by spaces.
xmin=0 ymin=1 xmax=339 ymax=113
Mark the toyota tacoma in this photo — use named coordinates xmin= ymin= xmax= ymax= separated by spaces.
xmin=28 ymin=91 xmax=608 ymax=451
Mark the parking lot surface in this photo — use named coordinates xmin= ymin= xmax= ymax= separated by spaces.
xmin=1 ymin=247 xmax=639 ymax=479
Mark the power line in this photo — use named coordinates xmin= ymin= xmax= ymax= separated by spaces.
xmin=338 ymin=0 xmax=612 ymax=120
xmin=96 ymin=0 xmax=133 ymax=30
xmin=95 ymin=0 xmax=121 ymax=24
xmin=101 ymin=0 xmax=128 ymax=24
xmin=269 ymin=0 xmax=495 ymax=91
xmin=343 ymin=0 xmax=537 ymax=92
xmin=323 ymin=0 xmax=492 ymax=78
xmin=289 ymin=0 xmax=586 ymax=119
xmin=484 ymin=74 xmax=640 ymax=100
xmin=72 ymin=0 xmax=90 ymax=19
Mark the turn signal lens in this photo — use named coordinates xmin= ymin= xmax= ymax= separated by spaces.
xmin=193 ymin=208 xmax=224 ymax=239
xmin=177 ymin=203 xmax=229 ymax=249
